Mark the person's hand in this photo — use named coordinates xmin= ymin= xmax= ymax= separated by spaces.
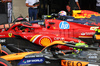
xmin=31 ymin=6 xmax=35 ymax=8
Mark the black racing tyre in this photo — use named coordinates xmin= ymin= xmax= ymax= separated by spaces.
xmin=0 ymin=58 xmax=12 ymax=66
xmin=0 ymin=46 xmax=12 ymax=56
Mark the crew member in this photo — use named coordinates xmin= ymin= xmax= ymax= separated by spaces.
xmin=96 ymin=0 xmax=100 ymax=13
xmin=25 ymin=0 xmax=40 ymax=21
xmin=66 ymin=0 xmax=81 ymax=15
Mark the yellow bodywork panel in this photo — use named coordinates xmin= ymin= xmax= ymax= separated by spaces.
xmin=0 ymin=51 xmax=40 ymax=61
xmin=0 ymin=41 xmax=66 ymax=61
xmin=95 ymin=35 xmax=100 ymax=40
xmin=46 ymin=41 xmax=66 ymax=47
xmin=73 ymin=10 xmax=100 ymax=19
xmin=61 ymin=60 xmax=89 ymax=66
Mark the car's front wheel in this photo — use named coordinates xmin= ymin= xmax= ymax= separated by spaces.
xmin=0 ymin=46 xmax=12 ymax=56
xmin=0 ymin=58 xmax=12 ymax=66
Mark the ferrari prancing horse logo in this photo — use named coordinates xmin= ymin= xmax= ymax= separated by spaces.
xmin=8 ymin=33 xmax=12 ymax=37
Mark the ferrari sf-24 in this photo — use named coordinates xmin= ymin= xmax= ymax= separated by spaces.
xmin=0 ymin=16 xmax=99 ymax=55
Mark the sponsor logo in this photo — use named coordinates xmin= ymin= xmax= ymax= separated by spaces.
xmin=67 ymin=19 xmax=73 ymax=21
xmin=36 ymin=55 xmax=43 ymax=57
xmin=25 ymin=55 xmax=43 ymax=58
xmin=54 ymin=37 xmax=65 ymax=40
xmin=88 ymin=64 xmax=99 ymax=66
xmin=45 ymin=61 xmax=50 ymax=64
xmin=18 ymin=58 xmax=45 ymax=65
xmin=59 ymin=21 xmax=70 ymax=29
xmin=39 ymin=36 xmax=52 ymax=46
xmin=0 ymin=35 xmax=5 ymax=36
xmin=87 ymin=52 xmax=99 ymax=62
xmin=87 ymin=53 xmax=98 ymax=59
xmin=25 ymin=55 xmax=35 ymax=58
xmin=81 ymin=33 xmax=85 ymax=35
xmin=26 ymin=59 xmax=43 ymax=63
xmin=61 ymin=60 xmax=89 ymax=66
xmin=0 ymin=39 xmax=6 ymax=43
xmin=90 ymin=27 xmax=99 ymax=30
xmin=8 ymin=33 xmax=12 ymax=37
xmin=81 ymin=32 xmax=95 ymax=35
xmin=23 ymin=60 xmax=27 ymax=63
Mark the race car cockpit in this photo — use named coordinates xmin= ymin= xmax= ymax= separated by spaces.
xmin=41 ymin=43 xmax=100 ymax=64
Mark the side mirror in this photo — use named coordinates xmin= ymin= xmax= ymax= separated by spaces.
xmin=47 ymin=26 xmax=50 ymax=29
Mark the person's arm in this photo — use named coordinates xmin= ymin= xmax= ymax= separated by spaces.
xmin=32 ymin=0 xmax=40 ymax=7
xmin=26 ymin=3 xmax=35 ymax=8
xmin=33 ymin=2 xmax=40 ymax=7
xmin=34 ymin=0 xmax=40 ymax=7
xmin=36 ymin=3 xmax=40 ymax=7
xmin=75 ymin=0 xmax=81 ymax=9
xmin=76 ymin=2 xmax=81 ymax=9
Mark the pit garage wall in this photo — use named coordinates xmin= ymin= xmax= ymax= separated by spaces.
xmin=12 ymin=0 xmax=28 ymax=21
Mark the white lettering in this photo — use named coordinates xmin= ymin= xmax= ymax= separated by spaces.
xmin=61 ymin=22 xmax=68 ymax=29
xmin=27 ymin=59 xmax=43 ymax=63
xmin=0 ymin=39 xmax=6 ymax=42
xmin=54 ymin=37 xmax=65 ymax=40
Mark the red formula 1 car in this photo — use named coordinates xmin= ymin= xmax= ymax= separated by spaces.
xmin=73 ymin=10 xmax=100 ymax=19
xmin=43 ymin=19 xmax=98 ymax=44
xmin=0 ymin=18 xmax=98 ymax=55
xmin=0 ymin=22 xmax=84 ymax=54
